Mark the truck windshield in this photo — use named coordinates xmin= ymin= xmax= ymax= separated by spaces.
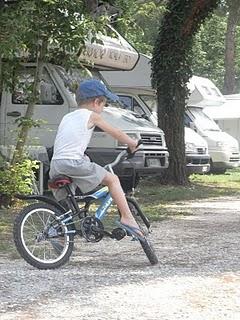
xmin=55 ymin=66 xmax=99 ymax=95
xmin=189 ymin=107 xmax=220 ymax=131
xmin=54 ymin=65 xmax=122 ymax=109
xmin=139 ymin=94 xmax=157 ymax=117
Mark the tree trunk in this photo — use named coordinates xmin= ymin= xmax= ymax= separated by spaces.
xmin=152 ymin=0 xmax=220 ymax=185
xmin=223 ymin=0 xmax=240 ymax=94
xmin=11 ymin=41 xmax=44 ymax=164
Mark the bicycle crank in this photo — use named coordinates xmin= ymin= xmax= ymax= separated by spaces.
xmin=80 ymin=216 xmax=104 ymax=242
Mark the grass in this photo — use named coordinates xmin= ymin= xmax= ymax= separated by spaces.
xmin=1 ymin=168 xmax=240 ymax=256
xmin=134 ymin=168 xmax=240 ymax=220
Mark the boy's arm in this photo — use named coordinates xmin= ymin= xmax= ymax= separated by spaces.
xmin=89 ymin=112 xmax=137 ymax=152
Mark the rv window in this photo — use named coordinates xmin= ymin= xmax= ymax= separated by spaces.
xmin=201 ymin=85 xmax=212 ymax=96
xmin=211 ymin=87 xmax=221 ymax=97
xmin=55 ymin=66 xmax=101 ymax=96
xmin=189 ymin=107 xmax=220 ymax=131
xmin=118 ymin=95 xmax=145 ymax=114
xmin=132 ymin=98 xmax=144 ymax=115
xmin=12 ymin=67 xmax=63 ymax=105
xmin=184 ymin=113 xmax=192 ymax=127
xmin=118 ymin=95 xmax=133 ymax=110
xmin=139 ymin=95 xmax=157 ymax=113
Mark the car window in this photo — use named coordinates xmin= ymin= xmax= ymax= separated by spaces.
xmin=12 ymin=67 xmax=64 ymax=105
xmin=133 ymin=98 xmax=144 ymax=114
xmin=118 ymin=95 xmax=133 ymax=110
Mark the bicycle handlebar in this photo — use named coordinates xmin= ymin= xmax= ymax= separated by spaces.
xmin=105 ymin=139 xmax=143 ymax=170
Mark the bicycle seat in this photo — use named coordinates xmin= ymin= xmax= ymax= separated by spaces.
xmin=48 ymin=175 xmax=72 ymax=189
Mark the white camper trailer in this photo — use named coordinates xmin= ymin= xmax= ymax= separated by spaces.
xmin=187 ymin=77 xmax=240 ymax=173
xmin=204 ymin=94 xmax=240 ymax=148
xmin=0 ymin=30 xmax=169 ymax=193
xmin=101 ymin=54 xmax=240 ymax=173
xmin=101 ymin=54 xmax=210 ymax=174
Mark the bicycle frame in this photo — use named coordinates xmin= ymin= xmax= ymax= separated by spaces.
xmin=16 ymin=146 xmax=142 ymax=237
xmin=92 ymin=186 xmax=113 ymax=220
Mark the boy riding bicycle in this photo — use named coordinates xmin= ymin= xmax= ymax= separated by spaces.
xmin=49 ymin=79 xmax=142 ymax=236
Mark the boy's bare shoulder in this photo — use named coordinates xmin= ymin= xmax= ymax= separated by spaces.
xmin=90 ymin=112 xmax=103 ymax=124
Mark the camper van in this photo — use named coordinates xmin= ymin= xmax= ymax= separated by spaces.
xmin=186 ymin=77 xmax=240 ymax=173
xmin=204 ymin=94 xmax=240 ymax=148
xmin=107 ymin=87 xmax=210 ymax=174
xmin=101 ymin=54 xmax=240 ymax=174
xmin=0 ymin=32 xmax=169 ymax=193
xmin=101 ymin=56 xmax=210 ymax=175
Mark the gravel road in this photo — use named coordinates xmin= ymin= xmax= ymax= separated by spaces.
xmin=1 ymin=196 xmax=240 ymax=320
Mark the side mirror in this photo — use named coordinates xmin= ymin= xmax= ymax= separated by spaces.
xmin=141 ymin=114 xmax=150 ymax=121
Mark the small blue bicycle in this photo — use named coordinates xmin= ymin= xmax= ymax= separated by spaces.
xmin=13 ymin=144 xmax=158 ymax=269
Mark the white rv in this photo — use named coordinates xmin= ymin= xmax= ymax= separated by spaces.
xmin=101 ymin=55 xmax=210 ymax=175
xmin=187 ymin=77 xmax=240 ymax=173
xmin=101 ymin=54 xmax=240 ymax=174
xmin=204 ymin=94 xmax=240 ymax=148
xmin=0 ymin=31 xmax=169 ymax=193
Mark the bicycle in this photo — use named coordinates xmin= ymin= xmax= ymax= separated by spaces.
xmin=13 ymin=142 xmax=158 ymax=269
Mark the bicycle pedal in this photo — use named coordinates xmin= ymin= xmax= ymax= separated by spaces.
xmin=111 ymin=227 xmax=126 ymax=241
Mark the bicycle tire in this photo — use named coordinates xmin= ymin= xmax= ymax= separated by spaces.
xmin=13 ymin=202 xmax=74 ymax=270
xmin=139 ymin=238 xmax=158 ymax=265
xmin=126 ymin=197 xmax=150 ymax=233
xmin=126 ymin=198 xmax=158 ymax=265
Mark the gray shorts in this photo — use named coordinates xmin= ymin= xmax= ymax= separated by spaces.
xmin=49 ymin=157 xmax=108 ymax=201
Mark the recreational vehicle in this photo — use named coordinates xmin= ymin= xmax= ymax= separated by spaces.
xmin=101 ymin=54 xmax=240 ymax=173
xmin=0 ymin=31 xmax=169 ymax=193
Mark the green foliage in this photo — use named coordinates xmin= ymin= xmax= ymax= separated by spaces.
xmin=114 ymin=0 xmax=166 ymax=55
xmin=15 ymin=117 xmax=45 ymax=129
xmin=150 ymin=0 xmax=220 ymax=185
xmin=0 ymin=159 xmax=39 ymax=199
xmin=0 ymin=0 xmax=106 ymax=69
xmin=192 ymin=13 xmax=227 ymax=90
xmin=0 ymin=0 xmax=108 ymax=163
xmin=116 ymin=1 xmax=239 ymax=91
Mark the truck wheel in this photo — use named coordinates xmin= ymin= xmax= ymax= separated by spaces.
xmin=209 ymin=159 xmax=226 ymax=174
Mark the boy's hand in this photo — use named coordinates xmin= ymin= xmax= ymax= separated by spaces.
xmin=128 ymin=139 xmax=138 ymax=154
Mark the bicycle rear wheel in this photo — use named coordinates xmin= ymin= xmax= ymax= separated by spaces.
xmin=14 ymin=203 xmax=74 ymax=269
xmin=126 ymin=197 xmax=150 ymax=234
xmin=126 ymin=198 xmax=158 ymax=265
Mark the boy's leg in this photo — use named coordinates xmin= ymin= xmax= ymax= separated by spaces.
xmin=102 ymin=172 xmax=143 ymax=234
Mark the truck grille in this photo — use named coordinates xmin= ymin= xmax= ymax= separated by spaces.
xmin=140 ymin=134 xmax=163 ymax=146
xmin=197 ymin=148 xmax=206 ymax=154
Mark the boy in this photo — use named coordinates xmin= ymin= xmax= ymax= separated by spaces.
xmin=49 ymin=79 xmax=142 ymax=236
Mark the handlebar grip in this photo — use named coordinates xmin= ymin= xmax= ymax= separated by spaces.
xmin=126 ymin=139 xmax=143 ymax=158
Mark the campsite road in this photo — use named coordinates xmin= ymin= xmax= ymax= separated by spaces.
xmin=1 ymin=196 xmax=240 ymax=320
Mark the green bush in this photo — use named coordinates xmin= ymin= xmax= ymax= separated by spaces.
xmin=0 ymin=159 xmax=39 ymax=207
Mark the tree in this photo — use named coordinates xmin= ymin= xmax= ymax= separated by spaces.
xmin=191 ymin=12 xmax=227 ymax=89
xmin=151 ymin=0 xmax=220 ymax=185
xmin=113 ymin=0 xmax=166 ymax=54
xmin=223 ymin=0 xmax=240 ymax=94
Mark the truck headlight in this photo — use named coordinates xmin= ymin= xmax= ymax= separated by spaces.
xmin=185 ymin=142 xmax=197 ymax=153
xmin=117 ymin=133 xmax=139 ymax=147
xmin=216 ymin=141 xmax=229 ymax=149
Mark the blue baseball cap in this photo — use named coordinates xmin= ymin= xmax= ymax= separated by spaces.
xmin=76 ymin=79 xmax=119 ymax=104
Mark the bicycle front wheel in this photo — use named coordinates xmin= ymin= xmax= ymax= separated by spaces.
xmin=127 ymin=198 xmax=158 ymax=265
xmin=13 ymin=203 xmax=74 ymax=270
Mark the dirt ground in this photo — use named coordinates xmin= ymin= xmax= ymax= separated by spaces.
xmin=1 ymin=196 xmax=240 ymax=320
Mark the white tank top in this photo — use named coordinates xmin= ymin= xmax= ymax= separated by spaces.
xmin=52 ymin=109 xmax=94 ymax=160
